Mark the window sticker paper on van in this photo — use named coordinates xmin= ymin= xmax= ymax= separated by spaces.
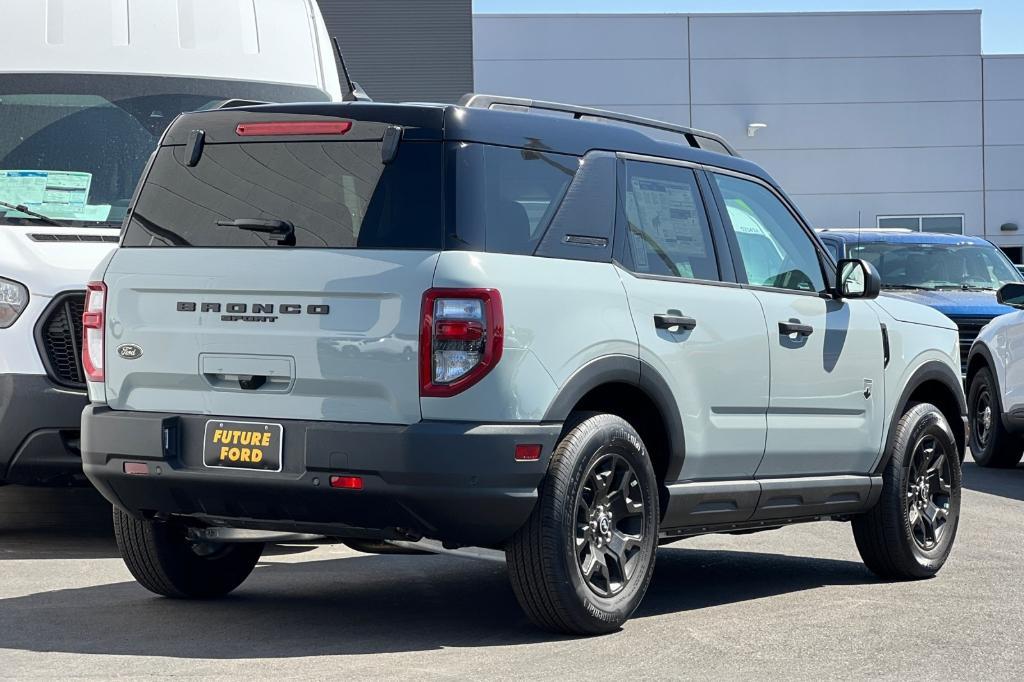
xmin=629 ymin=177 xmax=707 ymax=258
xmin=0 ymin=170 xmax=100 ymax=219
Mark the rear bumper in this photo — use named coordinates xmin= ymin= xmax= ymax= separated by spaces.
xmin=81 ymin=406 xmax=561 ymax=547
xmin=0 ymin=374 xmax=88 ymax=484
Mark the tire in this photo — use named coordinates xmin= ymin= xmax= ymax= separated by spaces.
xmin=506 ymin=413 xmax=659 ymax=635
xmin=113 ymin=507 xmax=263 ymax=598
xmin=852 ymin=403 xmax=961 ymax=579
xmin=968 ymin=367 xmax=1024 ymax=468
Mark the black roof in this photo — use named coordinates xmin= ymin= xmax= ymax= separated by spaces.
xmin=164 ymin=100 xmax=777 ymax=188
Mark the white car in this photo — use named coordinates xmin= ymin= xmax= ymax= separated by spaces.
xmin=966 ymin=282 xmax=1024 ymax=468
xmin=0 ymin=0 xmax=343 ymax=484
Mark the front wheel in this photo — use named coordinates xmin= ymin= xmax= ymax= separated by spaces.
xmin=113 ymin=507 xmax=263 ymax=598
xmin=852 ymin=403 xmax=961 ymax=579
xmin=506 ymin=414 xmax=659 ymax=635
xmin=969 ymin=367 xmax=1024 ymax=468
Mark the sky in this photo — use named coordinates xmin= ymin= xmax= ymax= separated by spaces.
xmin=472 ymin=1 xmax=1024 ymax=54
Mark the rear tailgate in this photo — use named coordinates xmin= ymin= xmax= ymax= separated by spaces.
xmin=102 ymin=110 xmax=443 ymax=425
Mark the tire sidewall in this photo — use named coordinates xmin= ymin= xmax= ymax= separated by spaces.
xmin=968 ymin=367 xmax=998 ymax=464
xmin=555 ymin=417 xmax=659 ymax=625
xmin=891 ymin=405 xmax=962 ymax=573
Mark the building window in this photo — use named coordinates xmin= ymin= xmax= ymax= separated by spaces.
xmin=877 ymin=214 xmax=964 ymax=234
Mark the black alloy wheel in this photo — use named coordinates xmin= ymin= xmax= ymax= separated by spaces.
xmin=905 ymin=433 xmax=953 ymax=551
xmin=575 ymin=453 xmax=647 ymax=598
xmin=972 ymin=384 xmax=994 ymax=452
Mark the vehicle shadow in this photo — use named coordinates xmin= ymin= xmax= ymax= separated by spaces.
xmin=0 ymin=546 xmax=876 ymax=658
xmin=961 ymin=460 xmax=1024 ymax=503
xmin=0 ymin=485 xmax=118 ymax=560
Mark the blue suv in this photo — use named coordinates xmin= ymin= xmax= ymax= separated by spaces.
xmin=817 ymin=229 xmax=1024 ymax=373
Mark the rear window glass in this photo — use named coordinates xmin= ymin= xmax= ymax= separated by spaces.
xmin=122 ymin=140 xmax=442 ymax=248
xmin=453 ymin=144 xmax=579 ymax=255
xmin=620 ymin=160 xmax=719 ymax=281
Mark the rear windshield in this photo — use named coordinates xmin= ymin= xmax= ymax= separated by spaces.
xmin=122 ymin=140 xmax=443 ymax=248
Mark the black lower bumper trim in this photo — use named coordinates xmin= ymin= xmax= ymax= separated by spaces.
xmin=82 ymin=406 xmax=561 ymax=547
xmin=0 ymin=374 xmax=88 ymax=484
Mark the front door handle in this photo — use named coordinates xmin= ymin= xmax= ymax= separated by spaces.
xmin=778 ymin=320 xmax=814 ymax=337
xmin=654 ymin=314 xmax=697 ymax=331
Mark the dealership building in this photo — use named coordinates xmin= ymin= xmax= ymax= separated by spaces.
xmin=471 ymin=10 xmax=1024 ymax=261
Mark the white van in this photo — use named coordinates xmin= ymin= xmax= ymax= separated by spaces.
xmin=0 ymin=0 xmax=343 ymax=484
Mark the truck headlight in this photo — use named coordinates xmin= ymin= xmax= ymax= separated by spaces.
xmin=0 ymin=277 xmax=29 ymax=328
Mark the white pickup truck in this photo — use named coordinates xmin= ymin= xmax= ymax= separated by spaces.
xmin=0 ymin=0 xmax=343 ymax=484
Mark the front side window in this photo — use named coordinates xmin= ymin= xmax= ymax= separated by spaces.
xmin=714 ymin=173 xmax=825 ymax=293
xmin=0 ymin=73 xmax=329 ymax=228
xmin=619 ymin=161 xmax=719 ymax=281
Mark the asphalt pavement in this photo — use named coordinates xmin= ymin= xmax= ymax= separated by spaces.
xmin=1 ymin=456 xmax=1022 ymax=679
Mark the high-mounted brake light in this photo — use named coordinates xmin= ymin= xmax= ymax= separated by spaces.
xmin=420 ymin=289 xmax=503 ymax=398
xmin=235 ymin=121 xmax=352 ymax=137
xmin=82 ymin=281 xmax=106 ymax=382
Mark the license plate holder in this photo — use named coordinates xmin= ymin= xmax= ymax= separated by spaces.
xmin=203 ymin=420 xmax=283 ymax=472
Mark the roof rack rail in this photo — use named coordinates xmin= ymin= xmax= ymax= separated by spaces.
xmin=458 ymin=93 xmax=739 ymax=157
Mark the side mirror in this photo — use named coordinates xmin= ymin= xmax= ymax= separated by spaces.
xmin=997 ymin=282 xmax=1024 ymax=309
xmin=836 ymin=258 xmax=881 ymax=300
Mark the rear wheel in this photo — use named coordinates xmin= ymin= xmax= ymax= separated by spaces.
xmin=506 ymin=414 xmax=659 ymax=635
xmin=853 ymin=403 xmax=961 ymax=579
xmin=969 ymin=367 xmax=1024 ymax=468
xmin=113 ymin=507 xmax=263 ymax=598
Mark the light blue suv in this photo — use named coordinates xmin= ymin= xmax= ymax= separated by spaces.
xmin=81 ymin=96 xmax=966 ymax=635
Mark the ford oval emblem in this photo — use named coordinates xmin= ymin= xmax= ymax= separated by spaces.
xmin=117 ymin=343 xmax=143 ymax=360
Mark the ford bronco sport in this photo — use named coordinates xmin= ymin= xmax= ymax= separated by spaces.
xmin=82 ymin=95 xmax=967 ymax=635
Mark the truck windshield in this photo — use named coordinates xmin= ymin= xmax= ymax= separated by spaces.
xmin=0 ymin=73 xmax=329 ymax=228
xmin=848 ymin=241 xmax=1024 ymax=291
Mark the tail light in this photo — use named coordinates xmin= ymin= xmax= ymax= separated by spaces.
xmin=82 ymin=281 xmax=106 ymax=382
xmin=420 ymin=289 xmax=503 ymax=397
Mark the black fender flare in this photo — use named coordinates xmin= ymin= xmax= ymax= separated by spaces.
xmin=876 ymin=360 xmax=967 ymax=473
xmin=543 ymin=355 xmax=686 ymax=482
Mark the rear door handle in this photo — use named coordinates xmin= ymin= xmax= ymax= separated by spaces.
xmin=778 ymin=321 xmax=814 ymax=337
xmin=654 ymin=314 xmax=697 ymax=331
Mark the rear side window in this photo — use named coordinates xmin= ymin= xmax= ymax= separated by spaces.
xmin=122 ymin=141 xmax=442 ymax=248
xmin=453 ymin=144 xmax=579 ymax=255
xmin=619 ymin=160 xmax=720 ymax=281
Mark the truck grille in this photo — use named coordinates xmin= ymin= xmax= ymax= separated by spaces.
xmin=35 ymin=292 xmax=86 ymax=388
xmin=950 ymin=317 xmax=991 ymax=374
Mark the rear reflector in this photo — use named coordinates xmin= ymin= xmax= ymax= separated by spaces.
xmin=235 ymin=121 xmax=352 ymax=137
xmin=329 ymin=475 xmax=363 ymax=490
xmin=123 ymin=462 xmax=149 ymax=475
xmin=514 ymin=444 xmax=542 ymax=462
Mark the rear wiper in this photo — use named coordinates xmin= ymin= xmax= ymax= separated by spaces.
xmin=0 ymin=200 xmax=64 ymax=227
xmin=216 ymin=218 xmax=295 ymax=245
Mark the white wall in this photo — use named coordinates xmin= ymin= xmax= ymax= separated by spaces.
xmin=473 ymin=11 xmax=1012 ymax=242
xmin=983 ymin=55 xmax=1024 ymax=248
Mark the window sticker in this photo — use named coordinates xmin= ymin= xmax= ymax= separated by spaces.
xmin=0 ymin=170 xmax=105 ymax=220
xmin=629 ymin=177 xmax=707 ymax=258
